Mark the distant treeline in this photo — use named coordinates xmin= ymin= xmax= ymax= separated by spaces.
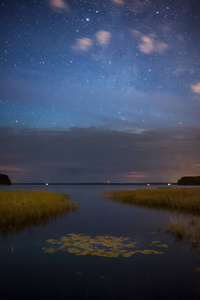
xmin=178 ymin=176 xmax=200 ymax=185
xmin=0 ymin=174 xmax=12 ymax=185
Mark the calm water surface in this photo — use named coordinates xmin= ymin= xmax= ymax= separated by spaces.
xmin=0 ymin=185 xmax=200 ymax=300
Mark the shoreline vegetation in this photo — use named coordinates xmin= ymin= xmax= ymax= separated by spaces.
xmin=0 ymin=190 xmax=78 ymax=234
xmin=106 ymin=188 xmax=200 ymax=214
xmin=11 ymin=182 xmax=176 ymax=185
xmin=167 ymin=216 xmax=200 ymax=248
xmin=0 ymin=174 xmax=12 ymax=185
xmin=106 ymin=188 xmax=200 ymax=249
xmin=177 ymin=176 xmax=200 ymax=185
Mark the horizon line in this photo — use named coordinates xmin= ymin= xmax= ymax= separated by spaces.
xmin=12 ymin=182 xmax=176 ymax=185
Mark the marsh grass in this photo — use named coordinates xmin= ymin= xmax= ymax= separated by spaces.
xmin=0 ymin=190 xmax=78 ymax=234
xmin=106 ymin=188 xmax=200 ymax=214
xmin=167 ymin=216 xmax=200 ymax=248
xmin=167 ymin=217 xmax=186 ymax=239
xmin=105 ymin=188 xmax=200 ymax=250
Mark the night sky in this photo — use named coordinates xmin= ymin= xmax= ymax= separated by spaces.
xmin=1 ymin=0 xmax=200 ymax=183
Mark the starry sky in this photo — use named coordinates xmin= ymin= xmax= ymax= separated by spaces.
xmin=0 ymin=0 xmax=200 ymax=183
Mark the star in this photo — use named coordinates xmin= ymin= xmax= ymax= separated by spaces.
xmin=0 ymin=0 xmax=200 ymax=183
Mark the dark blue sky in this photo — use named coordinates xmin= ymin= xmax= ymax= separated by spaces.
xmin=0 ymin=0 xmax=200 ymax=183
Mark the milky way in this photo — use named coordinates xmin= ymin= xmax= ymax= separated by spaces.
xmin=0 ymin=0 xmax=200 ymax=182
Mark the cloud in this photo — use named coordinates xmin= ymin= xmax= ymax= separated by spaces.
xmin=72 ymin=31 xmax=111 ymax=52
xmin=72 ymin=38 xmax=93 ymax=51
xmin=126 ymin=172 xmax=149 ymax=179
xmin=190 ymin=82 xmax=200 ymax=94
xmin=111 ymin=0 xmax=151 ymax=13
xmin=193 ymin=164 xmax=200 ymax=167
xmin=159 ymin=22 xmax=172 ymax=34
xmin=95 ymin=30 xmax=111 ymax=46
xmin=111 ymin=0 xmax=125 ymax=5
xmin=0 ymin=165 xmax=25 ymax=172
xmin=48 ymin=0 xmax=69 ymax=12
xmin=132 ymin=30 xmax=169 ymax=54
xmin=129 ymin=0 xmax=151 ymax=13
xmin=1 ymin=126 xmax=200 ymax=183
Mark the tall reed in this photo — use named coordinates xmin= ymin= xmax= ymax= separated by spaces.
xmin=0 ymin=190 xmax=78 ymax=233
xmin=167 ymin=216 xmax=200 ymax=248
xmin=106 ymin=188 xmax=200 ymax=214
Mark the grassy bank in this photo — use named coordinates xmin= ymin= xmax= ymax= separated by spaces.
xmin=0 ymin=190 xmax=78 ymax=233
xmin=106 ymin=188 xmax=200 ymax=214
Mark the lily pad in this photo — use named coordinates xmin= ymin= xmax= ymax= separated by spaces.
xmin=43 ymin=234 xmax=167 ymax=258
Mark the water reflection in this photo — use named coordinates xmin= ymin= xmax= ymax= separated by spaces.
xmin=0 ymin=210 xmax=74 ymax=237
xmin=0 ymin=185 xmax=199 ymax=300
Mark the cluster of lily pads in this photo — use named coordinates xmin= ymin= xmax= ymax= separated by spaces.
xmin=43 ymin=233 xmax=168 ymax=257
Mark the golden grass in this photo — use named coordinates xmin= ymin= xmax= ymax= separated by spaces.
xmin=0 ymin=190 xmax=78 ymax=233
xmin=167 ymin=216 xmax=200 ymax=248
xmin=106 ymin=188 xmax=200 ymax=249
xmin=106 ymin=188 xmax=200 ymax=214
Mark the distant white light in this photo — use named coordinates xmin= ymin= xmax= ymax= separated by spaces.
xmin=86 ymin=18 xmax=90 ymax=21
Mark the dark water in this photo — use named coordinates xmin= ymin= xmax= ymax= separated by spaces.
xmin=0 ymin=185 xmax=200 ymax=300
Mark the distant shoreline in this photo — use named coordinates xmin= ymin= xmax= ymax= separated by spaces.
xmin=12 ymin=182 xmax=176 ymax=186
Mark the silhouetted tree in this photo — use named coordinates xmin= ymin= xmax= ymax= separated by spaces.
xmin=177 ymin=176 xmax=200 ymax=185
xmin=0 ymin=174 xmax=12 ymax=185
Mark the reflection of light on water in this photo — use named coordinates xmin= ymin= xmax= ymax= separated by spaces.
xmin=43 ymin=234 xmax=167 ymax=257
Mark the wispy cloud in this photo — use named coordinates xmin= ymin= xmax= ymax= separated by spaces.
xmin=193 ymin=163 xmax=200 ymax=167
xmin=72 ymin=38 xmax=93 ymax=51
xmin=72 ymin=31 xmax=111 ymax=52
xmin=95 ymin=30 xmax=111 ymax=46
xmin=129 ymin=0 xmax=151 ymax=13
xmin=132 ymin=30 xmax=169 ymax=54
xmin=111 ymin=0 xmax=125 ymax=5
xmin=111 ymin=0 xmax=151 ymax=13
xmin=0 ymin=165 xmax=25 ymax=172
xmin=191 ymin=82 xmax=200 ymax=94
xmin=48 ymin=0 xmax=69 ymax=12
xmin=126 ymin=172 xmax=149 ymax=178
